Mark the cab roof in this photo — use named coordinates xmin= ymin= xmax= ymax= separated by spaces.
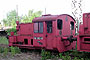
xmin=32 ymin=14 xmax=75 ymax=22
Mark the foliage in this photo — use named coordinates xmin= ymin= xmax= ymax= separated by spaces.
xmin=2 ymin=10 xmax=17 ymax=27
xmin=21 ymin=10 xmax=42 ymax=23
xmin=10 ymin=46 xmax=16 ymax=56
xmin=61 ymin=55 xmax=71 ymax=60
xmin=41 ymin=49 xmax=56 ymax=60
xmin=2 ymin=10 xmax=42 ymax=27
xmin=41 ymin=49 xmax=46 ymax=60
xmin=2 ymin=19 xmax=7 ymax=26
xmin=3 ymin=48 xmax=9 ymax=57
xmin=64 ymin=52 xmax=70 ymax=56
xmin=10 ymin=46 xmax=21 ymax=56
xmin=10 ymin=46 xmax=20 ymax=56
xmin=72 ymin=57 xmax=78 ymax=60
xmin=45 ymin=51 xmax=51 ymax=59
xmin=0 ymin=36 xmax=8 ymax=44
xmin=14 ymin=47 xmax=21 ymax=53
xmin=6 ymin=27 xmax=16 ymax=35
xmin=81 ymin=58 xmax=84 ymax=60
xmin=59 ymin=53 xmax=63 ymax=59
xmin=0 ymin=47 xmax=4 ymax=53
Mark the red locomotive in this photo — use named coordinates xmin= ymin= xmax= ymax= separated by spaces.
xmin=77 ymin=13 xmax=90 ymax=52
xmin=8 ymin=14 xmax=76 ymax=52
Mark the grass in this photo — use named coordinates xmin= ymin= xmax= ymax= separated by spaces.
xmin=0 ymin=36 xmax=8 ymax=44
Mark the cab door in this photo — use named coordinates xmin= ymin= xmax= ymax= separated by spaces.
xmin=45 ymin=21 xmax=54 ymax=49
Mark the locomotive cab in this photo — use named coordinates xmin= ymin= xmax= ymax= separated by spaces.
xmin=32 ymin=14 xmax=76 ymax=52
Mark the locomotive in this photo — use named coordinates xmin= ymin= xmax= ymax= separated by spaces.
xmin=8 ymin=14 xmax=76 ymax=52
xmin=77 ymin=13 xmax=90 ymax=52
xmin=8 ymin=13 xmax=90 ymax=53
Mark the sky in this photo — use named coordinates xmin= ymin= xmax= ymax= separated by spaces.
xmin=0 ymin=0 xmax=90 ymax=22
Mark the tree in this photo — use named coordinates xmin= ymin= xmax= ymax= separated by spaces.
xmin=2 ymin=10 xmax=17 ymax=27
xmin=2 ymin=19 xmax=7 ymax=27
xmin=2 ymin=10 xmax=42 ymax=27
xmin=21 ymin=10 xmax=42 ymax=23
xmin=6 ymin=10 xmax=17 ymax=26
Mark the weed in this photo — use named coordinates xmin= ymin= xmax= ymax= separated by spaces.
xmin=62 ymin=56 xmax=66 ymax=60
xmin=81 ymin=58 xmax=84 ymax=60
xmin=14 ymin=47 xmax=21 ymax=53
xmin=3 ymin=48 xmax=9 ymax=57
xmin=45 ymin=51 xmax=51 ymax=59
xmin=41 ymin=49 xmax=46 ymax=60
xmin=0 ymin=36 xmax=8 ymax=44
xmin=64 ymin=52 xmax=69 ymax=56
xmin=0 ymin=47 xmax=4 ymax=53
xmin=72 ymin=57 xmax=79 ymax=60
xmin=59 ymin=53 xmax=63 ymax=59
xmin=10 ymin=46 xmax=21 ymax=56
xmin=10 ymin=46 xmax=16 ymax=56
xmin=66 ymin=55 xmax=71 ymax=60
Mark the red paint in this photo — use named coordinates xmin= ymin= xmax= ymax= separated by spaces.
xmin=10 ymin=32 xmax=14 ymax=36
xmin=8 ymin=14 xmax=76 ymax=52
xmin=77 ymin=13 xmax=90 ymax=52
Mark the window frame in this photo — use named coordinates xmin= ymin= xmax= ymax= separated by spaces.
xmin=34 ymin=22 xmax=43 ymax=33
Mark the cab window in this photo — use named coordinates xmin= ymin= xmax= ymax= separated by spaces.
xmin=46 ymin=21 xmax=52 ymax=33
xmin=70 ymin=21 xmax=74 ymax=30
xmin=34 ymin=22 xmax=43 ymax=33
xmin=57 ymin=19 xmax=63 ymax=30
xmin=39 ymin=22 xmax=43 ymax=33
xmin=34 ymin=23 xmax=38 ymax=33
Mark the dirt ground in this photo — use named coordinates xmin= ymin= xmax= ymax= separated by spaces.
xmin=0 ymin=44 xmax=63 ymax=60
xmin=0 ymin=52 xmax=41 ymax=60
xmin=0 ymin=44 xmax=8 ymax=48
xmin=0 ymin=44 xmax=42 ymax=60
